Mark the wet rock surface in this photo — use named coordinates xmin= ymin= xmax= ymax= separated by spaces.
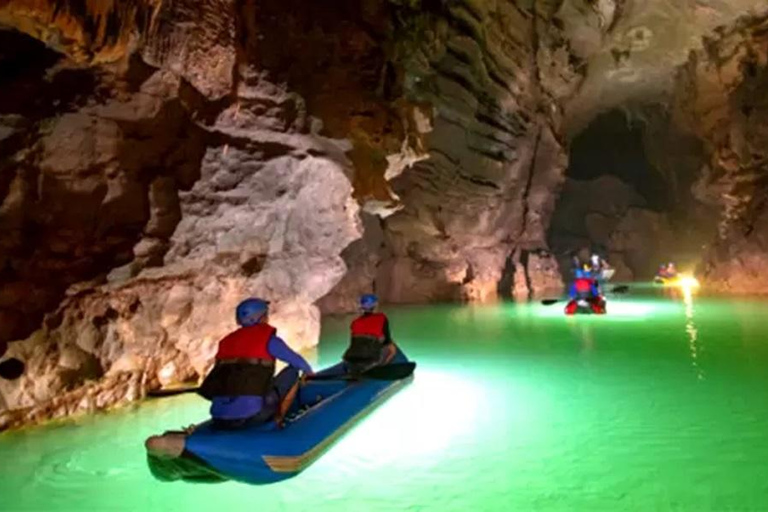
xmin=672 ymin=13 xmax=768 ymax=293
xmin=0 ymin=0 xmax=387 ymax=427
xmin=1 ymin=1 xmax=768 ymax=428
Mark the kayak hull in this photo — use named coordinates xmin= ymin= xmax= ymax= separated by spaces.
xmin=147 ymin=349 xmax=412 ymax=485
xmin=565 ymin=297 xmax=607 ymax=315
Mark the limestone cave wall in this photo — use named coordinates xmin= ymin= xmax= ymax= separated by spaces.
xmin=0 ymin=0 xmax=601 ymax=428
xmin=2 ymin=0 xmax=768 ymax=429
xmin=0 ymin=0 xmax=425 ymax=428
xmin=321 ymin=0 xmax=601 ymax=309
xmin=672 ymin=13 xmax=768 ymax=293
xmin=548 ymin=107 xmax=718 ymax=280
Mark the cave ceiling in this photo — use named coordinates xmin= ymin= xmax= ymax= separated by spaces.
xmin=2 ymin=0 xmax=767 ymax=134
xmin=562 ymin=0 xmax=768 ymax=134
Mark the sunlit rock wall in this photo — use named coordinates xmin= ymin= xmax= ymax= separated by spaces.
xmin=673 ymin=13 xmax=768 ymax=294
xmin=4 ymin=0 xmax=767 ymax=428
xmin=323 ymin=0 xmax=618 ymax=307
xmin=0 ymin=0 xmax=421 ymax=427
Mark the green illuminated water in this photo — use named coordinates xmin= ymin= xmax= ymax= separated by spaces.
xmin=2 ymin=289 xmax=768 ymax=511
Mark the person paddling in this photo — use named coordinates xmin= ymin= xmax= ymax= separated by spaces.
xmin=314 ymin=294 xmax=396 ymax=379
xmin=198 ymin=298 xmax=314 ymax=430
xmin=343 ymin=294 xmax=396 ymax=375
xmin=566 ymin=269 xmax=606 ymax=315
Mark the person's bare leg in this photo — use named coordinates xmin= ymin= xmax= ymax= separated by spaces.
xmin=145 ymin=433 xmax=186 ymax=458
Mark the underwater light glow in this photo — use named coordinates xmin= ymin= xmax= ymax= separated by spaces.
xmin=5 ymin=298 xmax=768 ymax=510
xmin=677 ymin=275 xmax=701 ymax=291
xmin=323 ymin=369 xmax=488 ymax=467
xmin=535 ymin=299 xmax=663 ymax=319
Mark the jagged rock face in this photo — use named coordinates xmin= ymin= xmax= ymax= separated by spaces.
xmin=564 ymin=0 xmax=768 ymax=135
xmin=673 ymin=14 xmax=768 ymax=293
xmin=324 ymin=1 xmax=599 ymax=307
xmin=0 ymin=39 xmax=207 ymax=346
xmin=548 ymin=108 xmax=718 ymax=279
xmin=1 ymin=0 xmax=408 ymax=427
xmin=0 ymin=0 xmax=236 ymax=99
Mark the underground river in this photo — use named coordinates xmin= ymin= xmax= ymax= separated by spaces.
xmin=2 ymin=286 xmax=768 ymax=511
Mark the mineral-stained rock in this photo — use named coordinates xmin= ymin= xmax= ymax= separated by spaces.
xmin=364 ymin=2 xmax=577 ymax=305
xmin=4 ymin=0 xmax=768 ymax=430
xmin=142 ymin=0 xmax=236 ymax=99
xmin=508 ymin=248 xmax=564 ymax=300
xmin=563 ymin=0 xmax=768 ymax=135
xmin=0 ymin=68 xmax=363 ymax=427
xmin=700 ymin=210 xmax=768 ymax=294
xmin=672 ymin=13 xmax=768 ymax=293
xmin=608 ymin=207 xmax=675 ymax=278
xmin=317 ymin=213 xmax=387 ymax=314
xmin=526 ymin=251 xmax=565 ymax=297
xmin=0 ymin=61 xmax=208 ymax=348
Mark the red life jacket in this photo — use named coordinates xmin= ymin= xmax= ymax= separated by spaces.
xmin=574 ymin=278 xmax=592 ymax=293
xmin=216 ymin=324 xmax=276 ymax=361
xmin=200 ymin=324 xmax=276 ymax=400
xmin=345 ymin=313 xmax=387 ymax=367
xmin=350 ymin=313 xmax=387 ymax=341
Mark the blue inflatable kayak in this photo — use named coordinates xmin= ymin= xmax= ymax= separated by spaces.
xmin=147 ymin=349 xmax=414 ymax=484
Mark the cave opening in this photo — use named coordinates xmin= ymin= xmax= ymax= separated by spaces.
xmin=566 ymin=109 xmax=669 ymax=210
xmin=548 ymin=108 xmax=712 ymax=281
xmin=0 ymin=29 xmax=97 ymax=118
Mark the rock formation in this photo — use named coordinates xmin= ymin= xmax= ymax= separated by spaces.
xmin=0 ymin=0 xmax=420 ymax=427
xmin=672 ymin=13 xmax=768 ymax=293
xmin=1 ymin=1 xmax=768 ymax=428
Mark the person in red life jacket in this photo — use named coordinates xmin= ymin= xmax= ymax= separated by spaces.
xmin=343 ymin=294 xmax=396 ymax=375
xmin=198 ymin=298 xmax=314 ymax=430
xmin=314 ymin=294 xmax=396 ymax=379
xmin=565 ymin=269 xmax=606 ymax=315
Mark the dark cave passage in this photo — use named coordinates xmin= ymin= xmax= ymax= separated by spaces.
xmin=566 ymin=110 xmax=669 ymax=210
xmin=548 ymin=108 xmax=714 ymax=281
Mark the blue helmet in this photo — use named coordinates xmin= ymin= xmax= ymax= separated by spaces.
xmin=236 ymin=298 xmax=269 ymax=327
xmin=359 ymin=293 xmax=378 ymax=310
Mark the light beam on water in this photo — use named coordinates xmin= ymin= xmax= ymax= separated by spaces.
xmin=2 ymin=290 xmax=768 ymax=510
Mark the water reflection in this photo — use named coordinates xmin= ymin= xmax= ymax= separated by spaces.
xmin=566 ymin=317 xmax=595 ymax=354
xmin=681 ymin=286 xmax=704 ymax=381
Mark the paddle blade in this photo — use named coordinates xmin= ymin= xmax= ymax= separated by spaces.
xmin=147 ymin=386 xmax=200 ymax=398
xmin=309 ymin=361 xmax=416 ymax=382
xmin=362 ymin=362 xmax=416 ymax=380
xmin=0 ymin=358 xmax=25 ymax=380
xmin=541 ymin=299 xmax=559 ymax=306
xmin=611 ymin=285 xmax=630 ymax=294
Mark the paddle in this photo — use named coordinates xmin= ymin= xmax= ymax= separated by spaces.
xmin=147 ymin=362 xmax=417 ymax=398
xmin=310 ymin=362 xmax=416 ymax=381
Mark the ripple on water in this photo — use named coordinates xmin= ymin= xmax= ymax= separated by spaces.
xmin=3 ymin=295 xmax=768 ymax=510
xmin=33 ymin=445 xmax=136 ymax=491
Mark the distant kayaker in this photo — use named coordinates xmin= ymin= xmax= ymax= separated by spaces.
xmin=566 ymin=269 xmax=606 ymax=315
xmin=655 ymin=262 xmax=678 ymax=281
xmin=198 ymin=298 xmax=314 ymax=430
